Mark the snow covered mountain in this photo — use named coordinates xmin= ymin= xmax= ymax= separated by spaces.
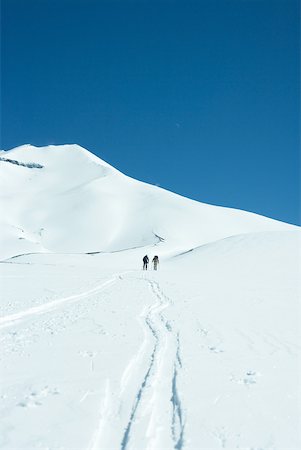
xmin=0 ymin=144 xmax=296 ymax=260
xmin=0 ymin=144 xmax=300 ymax=449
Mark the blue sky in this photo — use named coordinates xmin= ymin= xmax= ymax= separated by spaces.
xmin=1 ymin=0 xmax=300 ymax=225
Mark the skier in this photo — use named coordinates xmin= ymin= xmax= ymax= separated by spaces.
xmin=143 ymin=255 xmax=149 ymax=270
xmin=152 ymin=255 xmax=159 ymax=270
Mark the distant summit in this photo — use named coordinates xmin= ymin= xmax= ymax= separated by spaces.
xmin=1 ymin=144 xmax=117 ymax=172
xmin=0 ymin=144 xmax=297 ymax=260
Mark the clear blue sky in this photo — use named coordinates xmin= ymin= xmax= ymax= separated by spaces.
xmin=1 ymin=0 xmax=300 ymax=225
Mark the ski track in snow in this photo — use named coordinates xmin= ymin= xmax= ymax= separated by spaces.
xmin=86 ymin=275 xmax=185 ymax=450
xmin=1 ymin=269 xmax=185 ymax=450
xmin=87 ymin=379 xmax=112 ymax=450
xmin=0 ymin=272 xmax=131 ymax=330
xmin=120 ymin=277 xmax=185 ymax=450
xmin=146 ymin=280 xmax=185 ymax=450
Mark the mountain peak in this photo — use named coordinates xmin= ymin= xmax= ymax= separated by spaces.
xmin=3 ymin=144 xmax=116 ymax=171
xmin=0 ymin=143 xmax=297 ymax=260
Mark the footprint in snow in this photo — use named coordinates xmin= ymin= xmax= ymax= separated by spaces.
xmin=243 ymin=371 xmax=260 ymax=385
xmin=18 ymin=400 xmax=42 ymax=408
xmin=209 ymin=346 xmax=224 ymax=353
xmin=17 ymin=386 xmax=60 ymax=408
xmin=230 ymin=370 xmax=261 ymax=386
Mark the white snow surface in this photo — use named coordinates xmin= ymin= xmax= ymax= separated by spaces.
xmin=0 ymin=144 xmax=300 ymax=449
xmin=0 ymin=144 xmax=296 ymax=260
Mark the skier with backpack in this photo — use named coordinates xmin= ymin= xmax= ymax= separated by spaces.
xmin=152 ymin=255 xmax=159 ymax=270
xmin=143 ymin=255 xmax=149 ymax=270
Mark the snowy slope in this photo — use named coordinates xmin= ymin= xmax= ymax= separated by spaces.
xmin=0 ymin=144 xmax=296 ymax=260
xmin=0 ymin=144 xmax=300 ymax=450
xmin=0 ymin=230 xmax=300 ymax=449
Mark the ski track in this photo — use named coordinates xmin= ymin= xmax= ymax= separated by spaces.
xmin=88 ymin=379 xmax=112 ymax=450
xmin=2 ymin=270 xmax=186 ymax=450
xmin=119 ymin=277 xmax=185 ymax=450
xmin=85 ymin=275 xmax=185 ymax=450
xmin=171 ymin=333 xmax=185 ymax=450
xmin=0 ymin=272 xmax=130 ymax=330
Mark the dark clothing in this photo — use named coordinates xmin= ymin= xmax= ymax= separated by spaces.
xmin=143 ymin=255 xmax=149 ymax=270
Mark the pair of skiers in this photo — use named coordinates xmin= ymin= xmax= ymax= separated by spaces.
xmin=143 ymin=255 xmax=159 ymax=271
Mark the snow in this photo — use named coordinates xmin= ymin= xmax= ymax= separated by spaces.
xmin=0 ymin=144 xmax=300 ymax=449
xmin=0 ymin=144 xmax=296 ymax=261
